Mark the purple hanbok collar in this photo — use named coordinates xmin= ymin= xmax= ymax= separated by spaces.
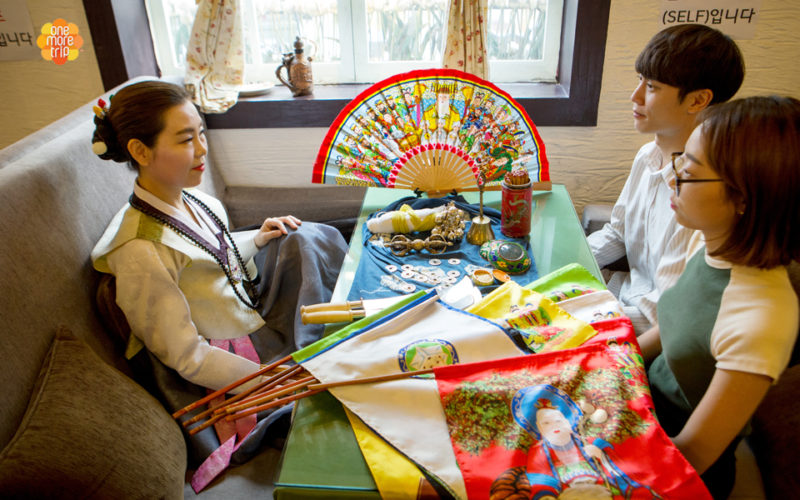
xmin=128 ymin=192 xmax=248 ymax=290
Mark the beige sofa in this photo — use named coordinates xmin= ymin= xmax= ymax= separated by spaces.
xmin=0 ymin=77 xmax=361 ymax=498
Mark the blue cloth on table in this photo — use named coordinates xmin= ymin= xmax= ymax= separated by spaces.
xmin=346 ymin=194 xmax=538 ymax=301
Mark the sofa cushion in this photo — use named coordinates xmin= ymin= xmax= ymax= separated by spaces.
xmin=0 ymin=326 xmax=186 ymax=499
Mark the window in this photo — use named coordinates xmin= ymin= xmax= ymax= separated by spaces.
xmin=488 ymin=0 xmax=562 ymax=82
xmin=145 ymin=0 xmax=562 ymax=85
xmin=85 ymin=0 xmax=609 ymax=127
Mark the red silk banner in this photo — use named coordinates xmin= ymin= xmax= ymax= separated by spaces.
xmin=435 ymin=318 xmax=710 ymax=500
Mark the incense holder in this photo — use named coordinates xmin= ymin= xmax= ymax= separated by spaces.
xmin=479 ymin=240 xmax=531 ymax=274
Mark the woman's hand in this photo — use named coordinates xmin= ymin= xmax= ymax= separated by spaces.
xmin=672 ymin=368 xmax=771 ymax=474
xmin=254 ymin=215 xmax=301 ymax=248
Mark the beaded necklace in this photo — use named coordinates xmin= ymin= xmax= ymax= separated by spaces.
xmin=129 ymin=191 xmax=261 ymax=310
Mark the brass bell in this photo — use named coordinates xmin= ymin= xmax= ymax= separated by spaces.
xmin=466 ymin=215 xmax=495 ymax=245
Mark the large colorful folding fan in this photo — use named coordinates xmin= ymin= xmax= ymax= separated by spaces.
xmin=312 ymin=69 xmax=550 ymax=194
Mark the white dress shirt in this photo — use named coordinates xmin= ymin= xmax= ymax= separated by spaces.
xmin=587 ymin=141 xmax=694 ymax=334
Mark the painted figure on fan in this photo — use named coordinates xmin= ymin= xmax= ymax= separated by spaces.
xmin=365 ymin=107 xmax=393 ymax=139
xmin=422 ymin=85 xmax=464 ymax=139
xmin=355 ymin=136 xmax=394 ymax=169
xmin=400 ymin=83 xmax=424 ymax=130
xmin=335 ymin=135 xmax=366 ymax=162
xmin=511 ymin=385 xmax=660 ymax=500
xmin=354 ymin=114 xmax=388 ymax=146
xmin=493 ymin=104 xmax=514 ymax=126
xmin=447 ymin=119 xmax=462 ymax=146
xmin=335 ymin=155 xmax=387 ymax=186
xmin=374 ymin=99 xmax=407 ymax=144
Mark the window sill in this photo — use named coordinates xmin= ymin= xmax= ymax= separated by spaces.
xmin=204 ymin=80 xmax=578 ymax=130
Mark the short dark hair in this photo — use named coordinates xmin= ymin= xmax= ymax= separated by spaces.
xmin=92 ymin=81 xmax=192 ymax=169
xmin=635 ymin=24 xmax=744 ymax=104
xmin=701 ymin=96 xmax=800 ymax=268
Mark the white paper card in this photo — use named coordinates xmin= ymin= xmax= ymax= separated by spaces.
xmin=0 ymin=0 xmax=39 ymax=61
xmin=660 ymin=0 xmax=761 ymax=40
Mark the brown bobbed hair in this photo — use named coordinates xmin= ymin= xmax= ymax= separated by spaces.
xmin=700 ymin=96 xmax=800 ymax=268
xmin=92 ymin=81 xmax=192 ymax=169
xmin=635 ymin=24 xmax=744 ymax=104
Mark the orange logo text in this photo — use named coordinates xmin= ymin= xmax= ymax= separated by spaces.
xmin=37 ymin=19 xmax=83 ymax=65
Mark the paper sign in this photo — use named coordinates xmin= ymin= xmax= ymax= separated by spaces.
xmin=0 ymin=0 xmax=39 ymax=61
xmin=660 ymin=0 xmax=761 ymax=40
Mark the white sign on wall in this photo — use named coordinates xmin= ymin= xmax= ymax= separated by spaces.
xmin=0 ymin=0 xmax=39 ymax=61
xmin=660 ymin=0 xmax=762 ymax=40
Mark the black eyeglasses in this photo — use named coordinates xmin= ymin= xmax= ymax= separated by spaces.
xmin=671 ymin=152 xmax=723 ymax=196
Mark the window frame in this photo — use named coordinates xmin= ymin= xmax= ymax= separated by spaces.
xmin=83 ymin=0 xmax=609 ymax=128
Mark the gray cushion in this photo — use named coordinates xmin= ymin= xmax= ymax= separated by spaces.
xmin=0 ymin=327 xmax=186 ymax=499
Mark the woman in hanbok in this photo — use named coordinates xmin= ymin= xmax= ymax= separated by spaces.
xmin=90 ymin=80 xmax=348 ymax=475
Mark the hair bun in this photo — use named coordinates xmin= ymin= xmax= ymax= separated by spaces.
xmin=91 ymin=114 xmax=128 ymax=163
xmin=91 ymin=141 xmax=108 ymax=156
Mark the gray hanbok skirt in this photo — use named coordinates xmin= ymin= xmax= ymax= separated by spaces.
xmin=130 ymin=221 xmax=348 ymax=467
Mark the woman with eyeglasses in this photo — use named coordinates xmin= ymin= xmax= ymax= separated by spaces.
xmin=638 ymin=95 xmax=800 ymax=499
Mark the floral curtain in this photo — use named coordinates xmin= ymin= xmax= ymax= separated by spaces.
xmin=443 ymin=0 xmax=489 ymax=79
xmin=184 ymin=0 xmax=244 ymax=113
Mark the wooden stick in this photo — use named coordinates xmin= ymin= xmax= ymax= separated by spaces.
xmin=185 ymin=368 xmax=311 ymax=436
xmin=246 ymin=364 xmax=307 ymax=396
xmin=182 ymin=364 xmax=306 ymax=427
xmin=172 ymin=353 xmax=294 ymax=419
xmin=221 ymin=375 xmax=318 ymax=416
xmin=307 ymin=368 xmax=435 ymax=392
xmin=187 ymin=409 xmax=227 ymax=435
xmin=224 ymin=368 xmax=437 ymax=424
xmin=225 ymin=388 xmax=326 ymax=422
xmin=203 ymin=369 xmax=439 ymax=429
xmin=214 ymin=370 xmax=312 ymax=415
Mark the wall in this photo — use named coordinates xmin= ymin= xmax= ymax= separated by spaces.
xmin=0 ymin=0 xmax=103 ymax=150
xmin=2 ymin=0 xmax=799 ymax=215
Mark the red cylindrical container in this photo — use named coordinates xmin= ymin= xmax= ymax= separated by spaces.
xmin=501 ymin=180 xmax=532 ymax=238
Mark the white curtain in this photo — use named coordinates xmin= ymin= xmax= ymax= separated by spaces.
xmin=184 ymin=0 xmax=244 ymax=113
xmin=442 ymin=0 xmax=489 ymax=79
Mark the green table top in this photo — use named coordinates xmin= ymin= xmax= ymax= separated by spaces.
xmin=274 ymin=184 xmax=601 ymax=499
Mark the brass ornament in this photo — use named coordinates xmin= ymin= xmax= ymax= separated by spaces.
xmin=389 ymin=234 xmax=452 ymax=256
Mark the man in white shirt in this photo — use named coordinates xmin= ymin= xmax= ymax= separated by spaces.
xmin=587 ymin=24 xmax=744 ymax=334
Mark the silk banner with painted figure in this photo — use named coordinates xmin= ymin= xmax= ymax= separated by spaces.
xmin=435 ymin=318 xmax=711 ymax=500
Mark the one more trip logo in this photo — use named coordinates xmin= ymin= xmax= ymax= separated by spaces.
xmin=37 ymin=18 xmax=83 ymax=65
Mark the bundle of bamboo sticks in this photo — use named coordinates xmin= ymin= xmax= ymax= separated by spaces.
xmin=172 ymin=354 xmax=432 ymax=435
